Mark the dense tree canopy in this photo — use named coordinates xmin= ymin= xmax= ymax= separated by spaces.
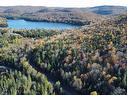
xmin=0 ymin=13 xmax=127 ymax=95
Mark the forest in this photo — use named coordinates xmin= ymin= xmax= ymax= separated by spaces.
xmin=0 ymin=12 xmax=127 ymax=95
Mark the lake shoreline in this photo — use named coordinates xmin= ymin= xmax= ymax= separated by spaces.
xmin=5 ymin=16 xmax=87 ymax=26
xmin=6 ymin=19 xmax=80 ymax=29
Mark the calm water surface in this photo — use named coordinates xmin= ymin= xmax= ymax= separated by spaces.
xmin=7 ymin=19 xmax=79 ymax=29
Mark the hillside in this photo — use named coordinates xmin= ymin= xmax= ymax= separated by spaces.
xmin=0 ymin=12 xmax=127 ymax=95
xmin=86 ymin=6 xmax=127 ymax=15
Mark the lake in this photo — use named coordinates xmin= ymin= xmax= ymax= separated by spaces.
xmin=7 ymin=19 xmax=79 ymax=29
